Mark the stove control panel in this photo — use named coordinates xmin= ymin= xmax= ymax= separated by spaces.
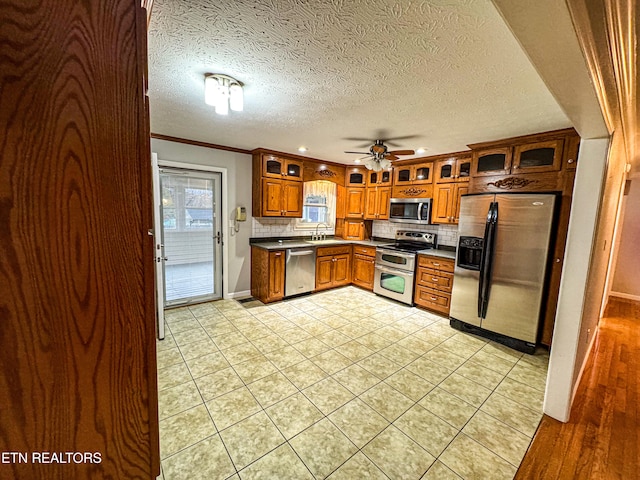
xmin=394 ymin=230 xmax=437 ymax=246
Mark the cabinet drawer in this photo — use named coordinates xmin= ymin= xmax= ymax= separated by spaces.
xmin=418 ymin=255 xmax=454 ymax=272
xmin=353 ymin=245 xmax=376 ymax=257
xmin=414 ymin=286 xmax=451 ymax=313
xmin=317 ymin=245 xmax=352 ymax=257
xmin=416 ymin=267 xmax=453 ymax=292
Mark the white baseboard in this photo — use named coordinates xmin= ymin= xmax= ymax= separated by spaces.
xmin=609 ymin=291 xmax=640 ymax=302
xmin=227 ymin=290 xmax=251 ymax=299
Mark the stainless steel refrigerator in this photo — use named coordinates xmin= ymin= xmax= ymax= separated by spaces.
xmin=449 ymin=193 xmax=556 ymax=352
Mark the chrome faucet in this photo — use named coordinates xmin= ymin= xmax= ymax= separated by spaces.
xmin=313 ymin=223 xmax=330 ymax=241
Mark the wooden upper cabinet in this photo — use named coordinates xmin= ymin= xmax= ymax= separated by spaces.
xmin=345 ymin=166 xmax=367 ymax=187
xmin=260 ymin=178 xmax=302 ymax=217
xmin=471 ymin=147 xmax=512 ymax=177
xmin=435 ymin=157 xmax=471 ymax=183
xmin=262 ymin=154 xmax=303 ymax=181
xmin=432 ymin=183 xmax=468 ymax=224
xmin=345 ymin=187 xmax=366 ymax=218
xmin=367 ymin=169 xmax=392 ymax=186
xmin=393 ymin=161 xmax=433 ymax=186
xmin=471 ymin=138 xmax=565 ymax=177
xmin=512 ymin=139 xmax=564 ymax=174
xmin=343 ymin=220 xmax=366 ymax=240
xmin=364 ymin=186 xmax=391 ymax=220
xmin=282 ymin=181 xmax=303 ymax=217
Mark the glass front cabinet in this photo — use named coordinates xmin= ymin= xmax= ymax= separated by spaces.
xmin=345 ymin=166 xmax=367 ymax=187
xmin=434 ymin=157 xmax=471 ymax=183
xmin=471 ymin=139 xmax=564 ymax=177
xmin=393 ymin=162 xmax=433 ymax=186
xmin=367 ymin=169 xmax=392 ymax=186
xmin=262 ymin=155 xmax=303 ymax=181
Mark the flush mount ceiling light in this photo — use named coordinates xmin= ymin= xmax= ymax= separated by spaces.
xmin=204 ymin=73 xmax=243 ymax=115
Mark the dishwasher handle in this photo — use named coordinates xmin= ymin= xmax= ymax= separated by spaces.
xmin=287 ymin=249 xmax=315 ymax=257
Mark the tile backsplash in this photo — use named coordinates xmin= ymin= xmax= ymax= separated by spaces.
xmin=252 ymin=218 xmax=457 ymax=247
xmin=372 ymin=221 xmax=458 ymax=247
xmin=252 ymin=218 xmax=335 ymax=238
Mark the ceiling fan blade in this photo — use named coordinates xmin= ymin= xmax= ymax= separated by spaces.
xmin=344 ymin=151 xmax=370 ymax=154
xmin=387 ymin=149 xmax=415 ymax=156
xmin=384 ymin=135 xmax=420 ymax=147
xmin=385 ymin=154 xmax=399 ymax=160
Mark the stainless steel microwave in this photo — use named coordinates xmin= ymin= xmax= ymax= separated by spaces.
xmin=388 ymin=198 xmax=432 ymax=224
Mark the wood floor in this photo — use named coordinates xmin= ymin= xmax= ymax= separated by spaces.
xmin=515 ymin=298 xmax=639 ymax=479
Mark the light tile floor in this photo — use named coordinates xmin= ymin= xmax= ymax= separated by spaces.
xmin=156 ymin=286 xmax=549 ymax=480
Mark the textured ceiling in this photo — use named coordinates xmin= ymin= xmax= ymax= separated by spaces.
xmin=148 ymin=0 xmax=572 ymax=163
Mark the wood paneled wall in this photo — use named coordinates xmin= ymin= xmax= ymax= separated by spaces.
xmin=0 ymin=1 xmax=158 ymax=479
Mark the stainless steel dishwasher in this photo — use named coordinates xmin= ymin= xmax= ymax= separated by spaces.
xmin=285 ymin=248 xmax=316 ymax=297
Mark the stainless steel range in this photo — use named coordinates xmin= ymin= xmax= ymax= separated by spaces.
xmin=374 ymin=230 xmax=437 ymax=305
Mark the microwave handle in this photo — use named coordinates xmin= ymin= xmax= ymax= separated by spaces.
xmin=418 ymin=202 xmax=424 ymax=219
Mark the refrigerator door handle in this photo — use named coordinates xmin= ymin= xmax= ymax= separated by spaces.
xmin=477 ymin=202 xmax=493 ymax=317
xmin=478 ymin=202 xmax=498 ymax=318
xmin=481 ymin=202 xmax=498 ymax=318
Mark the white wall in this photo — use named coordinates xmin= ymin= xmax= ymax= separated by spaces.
xmin=151 ymin=138 xmax=253 ymax=296
xmin=544 ymin=137 xmax=609 ymax=422
xmin=611 ymin=178 xmax=640 ymax=300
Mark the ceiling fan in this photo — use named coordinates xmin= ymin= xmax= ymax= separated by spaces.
xmin=344 ymin=136 xmax=416 ymax=171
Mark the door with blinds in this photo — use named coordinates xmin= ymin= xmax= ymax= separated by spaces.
xmin=157 ymin=167 xmax=223 ymax=309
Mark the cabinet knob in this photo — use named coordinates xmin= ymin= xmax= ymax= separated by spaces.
xmin=430 ymin=297 xmax=437 ymax=301
xmin=568 ymin=159 xmax=575 ymax=164
xmin=432 ymin=277 xmax=438 ymax=282
xmin=275 ymin=252 xmax=282 ymax=256
xmin=433 ymin=263 xmax=440 ymax=267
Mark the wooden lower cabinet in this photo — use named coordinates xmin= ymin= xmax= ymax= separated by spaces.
xmin=352 ymin=246 xmax=376 ymax=290
xmin=315 ymin=245 xmax=352 ymax=291
xmin=414 ymin=254 xmax=455 ymax=315
xmin=251 ymin=246 xmax=285 ymax=303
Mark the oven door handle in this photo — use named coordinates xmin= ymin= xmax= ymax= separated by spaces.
xmin=375 ymin=265 xmax=412 ymax=276
xmin=377 ymin=249 xmax=415 ymax=260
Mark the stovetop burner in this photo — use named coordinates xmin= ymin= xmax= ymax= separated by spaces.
xmin=380 ymin=243 xmax=434 ymax=253
xmin=380 ymin=230 xmax=437 ymax=254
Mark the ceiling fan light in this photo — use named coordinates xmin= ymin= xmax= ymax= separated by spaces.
xmin=229 ymin=82 xmax=243 ymax=111
xmin=204 ymin=75 xmax=221 ymax=106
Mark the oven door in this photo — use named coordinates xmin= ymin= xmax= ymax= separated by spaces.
xmin=376 ymin=248 xmax=417 ymax=271
xmin=373 ymin=265 xmax=414 ymax=305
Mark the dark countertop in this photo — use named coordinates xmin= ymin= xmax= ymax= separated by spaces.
xmin=250 ymin=238 xmax=456 ymax=259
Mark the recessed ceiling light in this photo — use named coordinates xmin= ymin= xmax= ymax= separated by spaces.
xmin=298 ymin=146 xmax=307 ymax=153
xmin=354 ymin=159 xmax=361 ymax=163
xmin=416 ymin=147 xmax=426 ymax=154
